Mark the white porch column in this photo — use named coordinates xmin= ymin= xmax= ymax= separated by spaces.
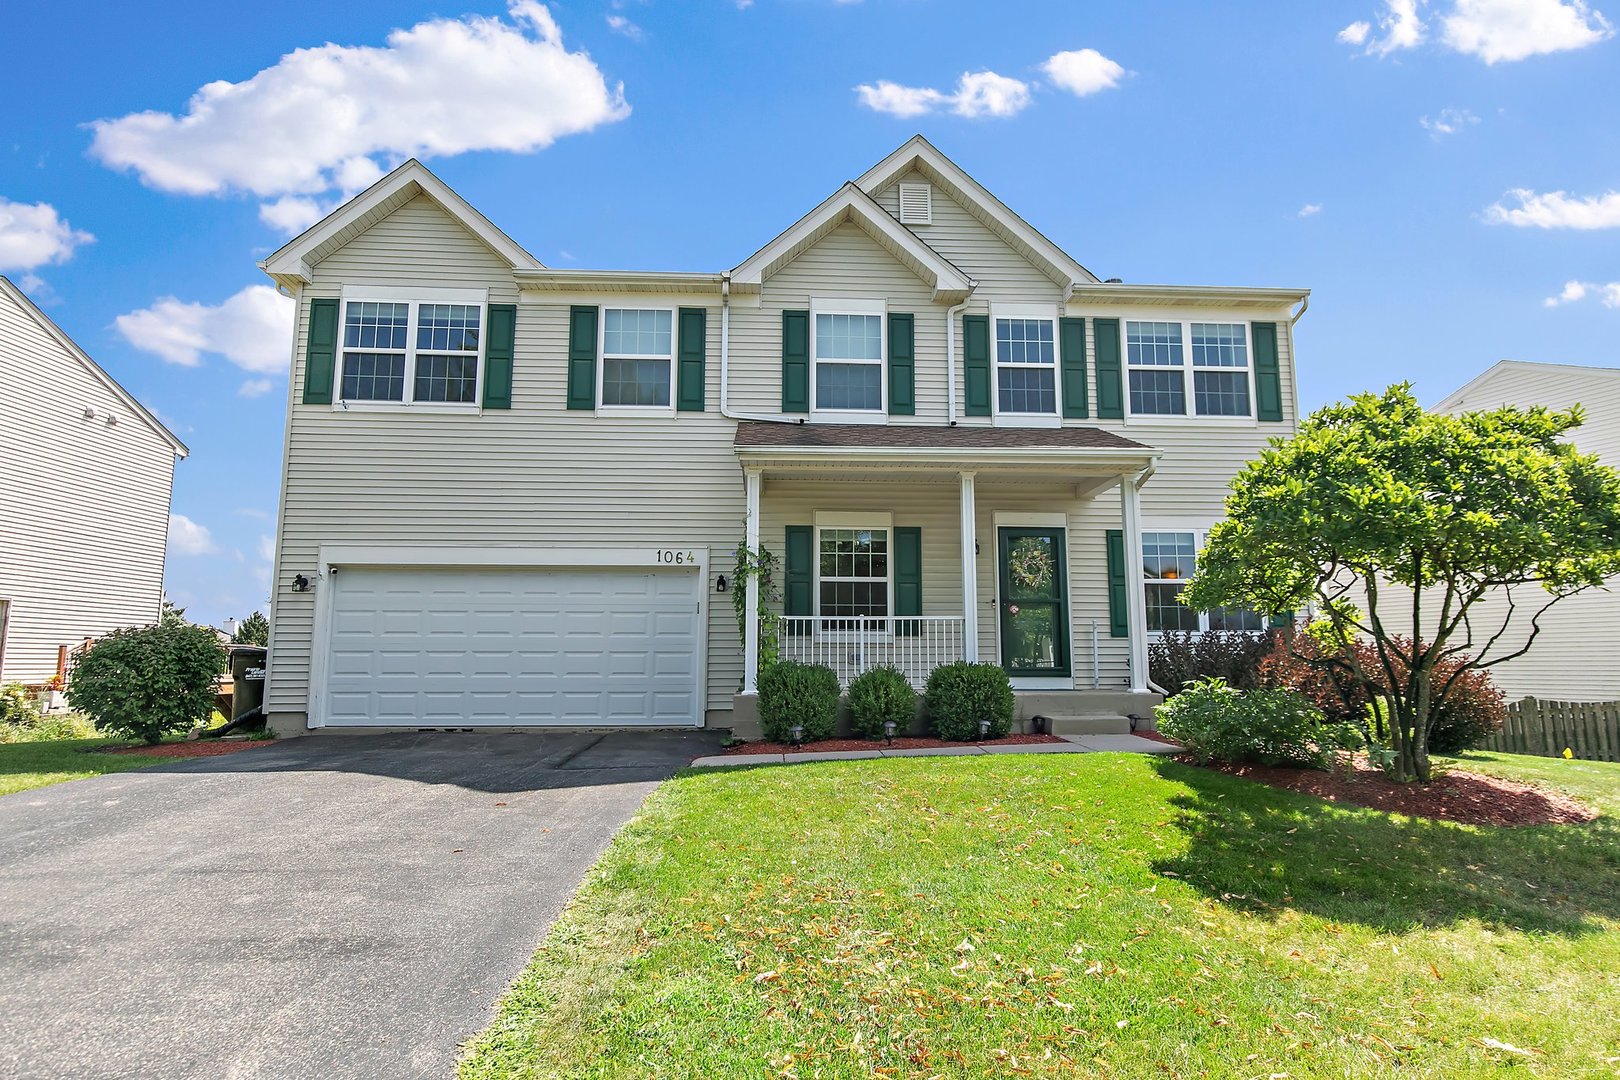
xmin=742 ymin=468 xmax=762 ymax=694
xmin=959 ymin=471 xmax=979 ymax=662
xmin=1120 ymin=473 xmax=1149 ymax=692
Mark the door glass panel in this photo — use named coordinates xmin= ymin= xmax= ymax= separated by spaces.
xmin=1003 ymin=604 xmax=1061 ymax=671
xmin=1005 ymin=535 xmax=1058 ymax=600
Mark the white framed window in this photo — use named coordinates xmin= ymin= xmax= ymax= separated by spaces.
xmin=599 ymin=307 xmax=674 ymax=411
xmin=992 ymin=304 xmax=1058 ymax=422
xmin=1125 ymin=319 xmax=1254 ymax=420
xmin=811 ymin=298 xmax=885 ymax=420
xmin=1142 ymin=529 xmax=1265 ymax=635
xmin=337 ymin=287 xmax=486 ymax=409
xmin=814 ymin=511 xmax=892 ymax=632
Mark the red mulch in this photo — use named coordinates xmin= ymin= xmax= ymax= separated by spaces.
xmin=724 ymin=733 xmax=1066 ymax=755
xmin=1135 ymin=731 xmax=1180 ymax=745
xmin=100 ymin=741 xmax=270 ymax=758
xmin=1189 ymin=754 xmax=1597 ymax=827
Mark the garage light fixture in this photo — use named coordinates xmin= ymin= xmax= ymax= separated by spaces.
xmin=715 ymin=575 xmax=729 ymax=593
xmin=291 ymin=574 xmax=312 ymax=593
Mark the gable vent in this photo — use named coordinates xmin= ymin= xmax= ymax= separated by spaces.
xmin=898 ymin=183 xmax=932 ymax=226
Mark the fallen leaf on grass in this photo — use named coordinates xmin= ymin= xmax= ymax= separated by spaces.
xmin=1474 ymin=1037 xmax=1539 ymax=1057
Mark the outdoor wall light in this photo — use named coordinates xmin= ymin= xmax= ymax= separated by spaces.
xmin=291 ymin=574 xmax=311 ymax=593
xmin=715 ymin=575 xmax=729 ymax=593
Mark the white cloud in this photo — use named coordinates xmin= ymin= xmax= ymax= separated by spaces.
xmin=88 ymin=2 xmax=628 ymax=227
xmin=238 ymin=377 xmax=275 ymax=398
xmin=258 ymin=195 xmax=330 ymax=235
xmin=1420 ymin=106 xmax=1481 ymax=135
xmin=1041 ymin=49 xmax=1126 ymax=97
xmin=0 ymin=196 xmax=93 ymax=272
xmin=1544 ymin=279 xmax=1620 ymax=307
xmin=1442 ymin=0 xmax=1612 ymax=62
xmin=1298 ymin=203 xmax=1323 ymax=217
xmin=856 ymin=71 xmax=1031 ymax=119
xmin=1485 ymin=188 xmax=1620 ymax=229
xmin=168 ymin=514 xmax=217 ymax=557
xmin=606 ymin=14 xmax=643 ymax=39
xmin=1342 ymin=0 xmax=1612 ymax=61
xmin=1339 ymin=20 xmax=1374 ymax=43
xmin=116 ymin=285 xmax=295 ymax=373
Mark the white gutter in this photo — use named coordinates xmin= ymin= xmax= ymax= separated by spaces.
xmin=719 ymin=272 xmax=806 ymax=426
xmin=944 ymin=290 xmax=974 ymax=425
xmin=1289 ymin=293 xmax=1310 ymax=327
xmin=1129 ymin=463 xmax=1170 ymax=698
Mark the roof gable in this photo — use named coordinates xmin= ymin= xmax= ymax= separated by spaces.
xmin=731 ymin=182 xmax=973 ymax=302
xmin=260 ymin=159 xmax=543 ymax=287
xmin=0 ymin=277 xmax=188 ymax=456
xmin=856 ymin=135 xmax=1099 ymax=295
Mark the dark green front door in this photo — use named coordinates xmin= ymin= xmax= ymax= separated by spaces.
xmin=997 ymin=527 xmax=1070 ymax=677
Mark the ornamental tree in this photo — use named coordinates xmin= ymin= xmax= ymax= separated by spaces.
xmin=67 ymin=623 xmax=227 ymax=744
xmin=1183 ymin=385 xmax=1620 ymax=782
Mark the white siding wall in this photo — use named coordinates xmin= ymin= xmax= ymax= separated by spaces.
xmin=0 ymin=288 xmax=176 ymax=683
xmin=269 ymin=186 xmax=1302 ymax=724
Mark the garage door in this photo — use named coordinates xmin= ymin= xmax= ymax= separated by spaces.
xmin=321 ymin=565 xmax=700 ymax=727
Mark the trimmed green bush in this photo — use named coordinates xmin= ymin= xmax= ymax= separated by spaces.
xmin=847 ymin=666 xmax=916 ymax=740
xmin=757 ymin=661 xmax=840 ymax=744
xmin=66 ymin=624 xmax=227 ymax=745
xmin=0 ymin=682 xmax=40 ymax=727
xmin=1156 ymin=677 xmax=1359 ymax=770
xmin=924 ymin=662 xmax=1015 ymax=741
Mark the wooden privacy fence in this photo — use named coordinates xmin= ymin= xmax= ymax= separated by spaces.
xmin=1484 ymin=697 xmax=1620 ymax=762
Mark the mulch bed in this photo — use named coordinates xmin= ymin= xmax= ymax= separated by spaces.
xmin=1189 ymin=753 xmax=1597 ymax=827
xmin=725 ymin=733 xmax=1066 ymax=756
xmin=97 ymin=741 xmax=271 ymax=758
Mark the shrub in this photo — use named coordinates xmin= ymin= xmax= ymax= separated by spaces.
xmin=66 ymin=624 xmax=227 ymax=745
xmin=1425 ymin=665 xmax=1507 ymax=753
xmin=847 ymin=666 xmax=917 ymax=739
xmin=1155 ymin=677 xmax=1359 ymax=770
xmin=0 ymin=712 xmax=98 ymax=744
xmin=1150 ymin=631 xmax=1275 ymax=696
xmin=757 ymin=661 xmax=840 ymax=744
xmin=0 ymin=682 xmax=40 ymax=727
xmin=1256 ymin=632 xmax=1373 ymax=725
xmin=924 ymin=662 xmax=1015 ymax=741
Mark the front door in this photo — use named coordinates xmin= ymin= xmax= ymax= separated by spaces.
xmin=997 ymin=527 xmax=1071 ymax=677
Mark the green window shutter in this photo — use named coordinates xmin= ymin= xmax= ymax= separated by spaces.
xmin=1094 ymin=318 xmax=1123 ymax=420
xmin=781 ymin=310 xmax=810 ymax=413
xmin=887 ymin=313 xmax=915 ymax=416
xmin=481 ymin=303 xmax=516 ymax=410
xmin=1252 ymin=321 xmax=1284 ymax=422
xmin=1269 ymin=611 xmax=1296 ymax=630
xmin=894 ymin=526 xmax=922 ymax=637
xmin=1105 ymin=529 xmax=1129 ymax=638
xmin=676 ymin=307 xmax=707 ymax=412
xmin=302 ymin=297 xmax=338 ymax=405
xmin=566 ymin=305 xmax=598 ymax=411
xmin=962 ymin=314 xmax=991 ymax=417
xmin=1059 ymin=316 xmax=1088 ymax=419
xmin=784 ymin=525 xmax=813 ymax=636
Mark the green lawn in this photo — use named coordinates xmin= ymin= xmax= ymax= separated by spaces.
xmin=462 ymin=750 xmax=1620 ymax=1079
xmin=0 ymin=737 xmax=168 ymax=796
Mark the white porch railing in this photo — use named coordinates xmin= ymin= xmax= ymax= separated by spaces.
xmin=777 ymin=616 xmax=966 ymax=689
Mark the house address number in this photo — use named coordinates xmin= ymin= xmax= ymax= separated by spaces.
xmin=655 ymin=549 xmax=697 ymax=565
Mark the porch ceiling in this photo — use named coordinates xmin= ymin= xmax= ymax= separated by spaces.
xmin=733 ymin=421 xmax=1159 ymax=481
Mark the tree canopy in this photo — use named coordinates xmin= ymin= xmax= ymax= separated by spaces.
xmin=1184 ymin=384 xmax=1620 ymax=781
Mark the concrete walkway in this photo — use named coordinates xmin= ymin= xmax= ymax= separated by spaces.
xmin=691 ymin=732 xmax=1179 ymax=767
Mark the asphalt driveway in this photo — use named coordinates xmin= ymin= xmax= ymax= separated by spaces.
xmin=0 ymin=730 xmax=723 ymax=1080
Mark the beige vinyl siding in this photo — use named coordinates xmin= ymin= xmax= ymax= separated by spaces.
xmin=269 ymin=195 xmax=745 ymax=719
xmin=1370 ymin=362 xmax=1620 ymax=701
xmin=0 ymin=289 xmax=176 ymax=683
xmin=728 ymin=221 xmax=945 ymax=420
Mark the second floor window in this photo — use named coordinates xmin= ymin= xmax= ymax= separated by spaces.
xmin=1127 ymin=321 xmax=1185 ymax=416
xmin=340 ymin=297 xmax=482 ymax=405
xmin=996 ymin=316 xmax=1057 ymax=414
xmin=814 ymin=311 xmax=883 ymax=411
xmin=601 ymin=308 xmax=674 ymax=408
xmin=1127 ymin=320 xmax=1253 ymax=418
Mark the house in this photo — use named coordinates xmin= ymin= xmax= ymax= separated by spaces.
xmin=257 ymin=136 xmax=1308 ymax=737
xmin=1433 ymin=360 xmax=1620 ymax=701
xmin=0 ymin=276 xmax=188 ymax=686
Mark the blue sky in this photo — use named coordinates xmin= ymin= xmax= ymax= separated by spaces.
xmin=3 ymin=0 xmax=1617 ymax=628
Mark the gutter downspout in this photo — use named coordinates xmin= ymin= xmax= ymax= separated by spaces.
xmin=719 ymin=272 xmax=806 ymax=425
xmin=944 ymin=284 xmax=976 ymax=426
xmin=1130 ymin=463 xmax=1170 ymax=698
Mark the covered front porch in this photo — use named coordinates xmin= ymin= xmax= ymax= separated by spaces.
xmin=733 ymin=422 xmax=1166 ymax=720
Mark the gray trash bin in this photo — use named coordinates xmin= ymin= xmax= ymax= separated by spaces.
xmin=229 ymin=646 xmax=267 ymax=723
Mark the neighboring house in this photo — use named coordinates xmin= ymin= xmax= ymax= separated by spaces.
xmin=258 ymin=137 xmax=1308 ymax=737
xmin=0 ymin=277 xmax=188 ymax=685
xmin=1434 ymin=360 xmax=1620 ymax=701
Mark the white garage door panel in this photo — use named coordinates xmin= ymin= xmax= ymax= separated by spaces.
xmin=323 ymin=565 xmax=700 ymax=727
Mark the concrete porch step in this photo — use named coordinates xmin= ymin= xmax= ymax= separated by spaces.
xmin=1039 ymin=714 xmax=1132 ymax=736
